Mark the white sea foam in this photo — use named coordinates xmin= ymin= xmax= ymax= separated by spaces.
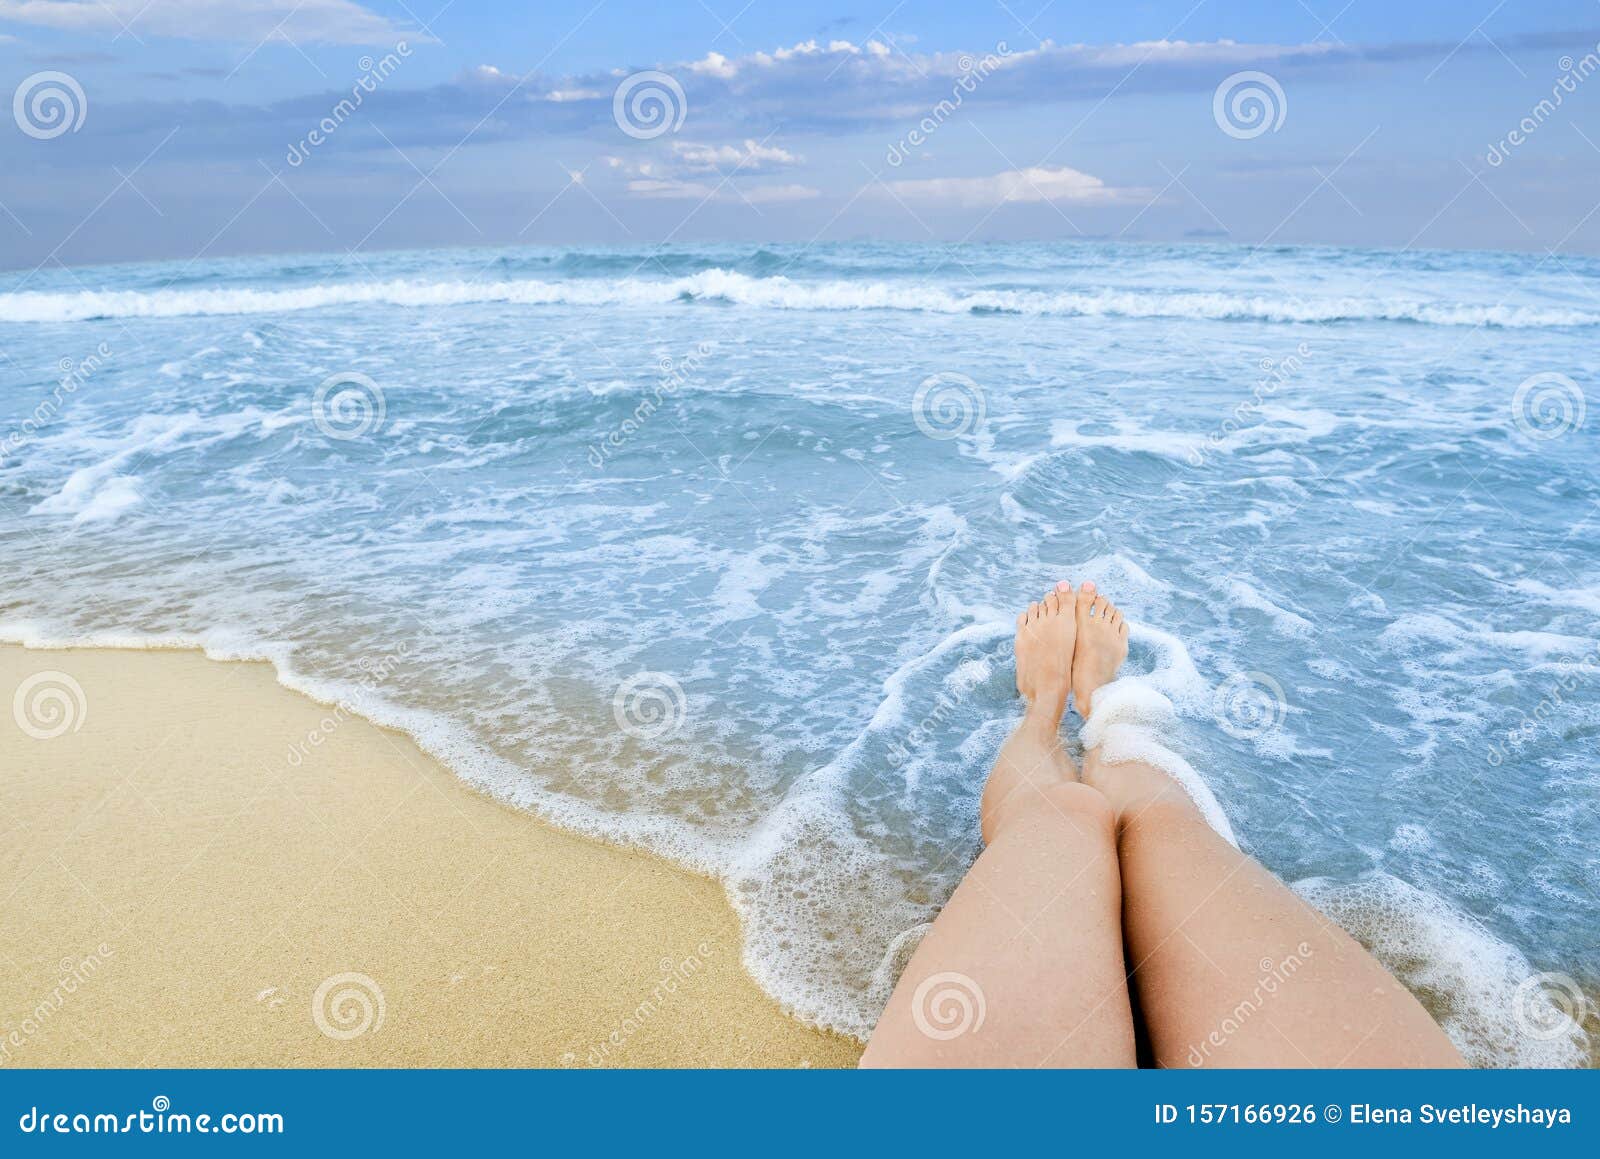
xmin=1080 ymin=679 xmax=1238 ymax=846
xmin=1295 ymin=873 xmax=1591 ymax=1068
xmin=3 ymin=270 xmax=1596 ymax=327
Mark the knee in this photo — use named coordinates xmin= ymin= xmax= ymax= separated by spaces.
xmin=982 ymin=780 xmax=1117 ymax=846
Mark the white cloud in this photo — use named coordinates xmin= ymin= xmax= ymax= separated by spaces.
xmin=626 ymin=177 xmax=717 ymax=199
xmin=686 ymin=50 xmax=737 ymax=79
xmin=738 ymin=184 xmax=821 ymax=204
xmin=670 ymin=139 xmax=801 ymax=173
xmin=877 ymin=166 xmax=1146 ymax=207
xmin=626 ymin=177 xmax=819 ymax=204
xmin=667 ymin=35 xmax=1334 ymax=84
xmin=0 ymin=0 xmax=418 ymax=45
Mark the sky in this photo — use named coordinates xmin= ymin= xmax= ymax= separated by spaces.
xmin=1 ymin=0 xmax=1599 ymax=268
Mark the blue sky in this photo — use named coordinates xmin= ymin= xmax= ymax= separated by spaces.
xmin=2 ymin=0 xmax=1599 ymax=267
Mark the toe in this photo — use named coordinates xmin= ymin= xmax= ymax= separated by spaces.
xmin=1028 ymin=601 xmax=1040 ymax=622
xmin=1075 ymin=583 xmax=1096 ymax=614
xmin=1016 ymin=611 xmax=1027 ymax=630
xmin=1043 ymin=590 xmax=1060 ymax=616
xmin=1092 ymin=595 xmax=1109 ymax=619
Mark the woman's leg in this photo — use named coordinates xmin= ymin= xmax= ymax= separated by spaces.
xmin=861 ymin=586 xmax=1137 ymax=1068
xmin=1070 ymin=583 xmax=1463 ymax=1068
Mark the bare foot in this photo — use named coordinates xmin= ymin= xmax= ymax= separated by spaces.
xmin=1071 ymin=581 xmax=1129 ymax=718
xmin=1014 ymin=581 xmax=1076 ymax=724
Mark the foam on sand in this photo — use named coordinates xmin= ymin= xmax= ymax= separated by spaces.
xmin=0 ymin=643 xmax=860 ymax=1067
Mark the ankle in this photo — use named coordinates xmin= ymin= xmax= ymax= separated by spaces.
xmin=1021 ymin=694 xmax=1068 ymax=735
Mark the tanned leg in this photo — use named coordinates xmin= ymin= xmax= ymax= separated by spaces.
xmin=1071 ymin=582 xmax=1462 ymax=1068
xmin=862 ymin=584 xmax=1137 ymax=1068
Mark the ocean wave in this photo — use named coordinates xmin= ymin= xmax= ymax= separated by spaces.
xmin=3 ymin=269 xmax=1596 ymax=327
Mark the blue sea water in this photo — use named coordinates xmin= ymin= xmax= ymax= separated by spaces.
xmin=1 ymin=241 xmax=1595 ymax=1063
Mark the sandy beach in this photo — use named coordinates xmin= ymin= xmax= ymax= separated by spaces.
xmin=0 ymin=644 xmax=862 ymax=1068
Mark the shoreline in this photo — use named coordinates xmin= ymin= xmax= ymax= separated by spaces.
xmin=0 ymin=644 xmax=862 ymax=1067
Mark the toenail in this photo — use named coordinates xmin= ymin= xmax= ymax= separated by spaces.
xmin=1083 ymin=581 xmax=1096 ymax=593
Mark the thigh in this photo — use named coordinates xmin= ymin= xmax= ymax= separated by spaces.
xmin=862 ymin=783 xmax=1136 ymax=1068
xmin=1119 ymin=797 xmax=1462 ymax=1068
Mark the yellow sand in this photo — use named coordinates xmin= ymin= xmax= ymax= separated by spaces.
xmin=0 ymin=645 xmax=862 ymax=1067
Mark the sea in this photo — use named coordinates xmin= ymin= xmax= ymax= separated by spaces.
xmin=1 ymin=240 xmax=1595 ymax=1064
